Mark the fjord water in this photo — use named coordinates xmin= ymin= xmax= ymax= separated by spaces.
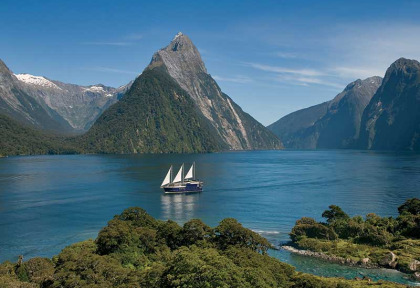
xmin=0 ymin=151 xmax=419 ymax=285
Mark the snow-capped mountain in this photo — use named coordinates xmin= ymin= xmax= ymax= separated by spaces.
xmin=2 ymin=67 xmax=133 ymax=132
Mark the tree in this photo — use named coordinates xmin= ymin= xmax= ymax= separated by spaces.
xmin=182 ymin=219 xmax=213 ymax=246
xmin=398 ymin=198 xmax=420 ymax=215
xmin=214 ymin=218 xmax=273 ymax=254
xmin=322 ymin=205 xmax=349 ymax=224
xmin=117 ymin=207 xmax=158 ymax=228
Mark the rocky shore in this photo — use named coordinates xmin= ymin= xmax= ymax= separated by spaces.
xmin=282 ymin=245 xmax=420 ymax=282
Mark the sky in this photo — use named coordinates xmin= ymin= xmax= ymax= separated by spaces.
xmin=1 ymin=0 xmax=420 ymax=125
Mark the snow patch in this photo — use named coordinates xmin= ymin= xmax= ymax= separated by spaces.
xmin=84 ymin=85 xmax=105 ymax=93
xmin=15 ymin=73 xmax=62 ymax=90
xmin=173 ymin=32 xmax=183 ymax=41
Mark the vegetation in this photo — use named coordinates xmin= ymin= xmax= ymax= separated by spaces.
xmin=0 ymin=114 xmax=79 ymax=156
xmin=78 ymin=66 xmax=225 ymax=154
xmin=0 ymin=66 xmax=224 ymax=157
xmin=290 ymin=198 xmax=420 ymax=275
xmin=0 ymin=207 xmax=409 ymax=287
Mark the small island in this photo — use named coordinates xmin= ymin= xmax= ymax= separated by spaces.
xmin=285 ymin=198 xmax=420 ymax=282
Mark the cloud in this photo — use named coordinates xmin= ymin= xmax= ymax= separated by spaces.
xmin=213 ymin=75 xmax=252 ymax=83
xmin=245 ymin=62 xmax=343 ymax=89
xmin=275 ymin=74 xmax=343 ymax=89
xmin=326 ymin=22 xmax=420 ymax=78
xmin=83 ymin=66 xmax=139 ymax=75
xmin=245 ymin=62 xmax=326 ymax=77
xmin=82 ymin=42 xmax=131 ymax=46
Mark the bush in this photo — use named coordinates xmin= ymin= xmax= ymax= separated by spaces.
xmin=214 ymin=218 xmax=273 ymax=253
xmin=398 ymin=198 xmax=420 ymax=215
xmin=290 ymin=223 xmax=337 ymax=242
xmin=354 ymin=224 xmax=392 ymax=246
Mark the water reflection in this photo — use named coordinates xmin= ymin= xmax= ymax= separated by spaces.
xmin=161 ymin=193 xmax=201 ymax=223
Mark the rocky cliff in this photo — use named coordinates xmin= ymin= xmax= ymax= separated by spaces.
xmin=147 ymin=32 xmax=282 ymax=150
xmin=358 ymin=58 xmax=420 ymax=150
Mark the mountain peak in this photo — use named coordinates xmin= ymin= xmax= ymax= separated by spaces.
xmin=148 ymin=33 xmax=207 ymax=75
xmin=173 ymin=32 xmax=184 ymax=41
xmin=389 ymin=57 xmax=420 ymax=73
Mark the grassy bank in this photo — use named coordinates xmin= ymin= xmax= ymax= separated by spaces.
xmin=289 ymin=199 xmax=420 ymax=280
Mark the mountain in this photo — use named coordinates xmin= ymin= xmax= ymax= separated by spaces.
xmin=268 ymin=77 xmax=382 ymax=149
xmin=147 ymin=32 xmax=282 ymax=150
xmin=0 ymin=114 xmax=78 ymax=156
xmin=81 ymin=66 xmax=224 ymax=153
xmin=267 ymin=101 xmax=330 ymax=149
xmin=81 ymin=32 xmax=282 ymax=153
xmin=358 ymin=58 xmax=420 ymax=150
xmin=14 ymin=73 xmax=132 ymax=131
xmin=0 ymin=60 xmax=74 ymax=133
xmin=0 ymin=59 xmax=133 ymax=134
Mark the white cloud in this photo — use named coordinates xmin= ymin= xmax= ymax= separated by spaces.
xmin=213 ymin=75 xmax=252 ymax=83
xmin=275 ymin=74 xmax=343 ymax=89
xmin=326 ymin=22 xmax=420 ymax=78
xmin=246 ymin=62 xmax=326 ymax=77
xmin=245 ymin=62 xmax=343 ymax=89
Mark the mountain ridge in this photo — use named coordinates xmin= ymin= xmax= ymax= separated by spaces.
xmin=268 ymin=76 xmax=382 ymax=149
xmin=0 ymin=59 xmax=133 ymax=133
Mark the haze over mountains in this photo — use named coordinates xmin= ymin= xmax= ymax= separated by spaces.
xmin=268 ymin=76 xmax=383 ymax=149
xmin=268 ymin=58 xmax=420 ymax=151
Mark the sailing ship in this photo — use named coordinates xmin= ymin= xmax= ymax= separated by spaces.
xmin=160 ymin=162 xmax=203 ymax=193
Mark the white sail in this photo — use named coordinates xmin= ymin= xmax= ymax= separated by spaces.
xmin=173 ymin=164 xmax=184 ymax=183
xmin=161 ymin=166 xmax=172 ymax=187
xmin=185 ymin=163 xmax=194 ymax=179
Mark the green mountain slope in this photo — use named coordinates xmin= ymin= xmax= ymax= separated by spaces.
xmin=0 ymin=114 xmax=78 ymax=156
xmin=80 ymin=33 xmax=281 ymax=153
xmin=147 ymin=32 xmax=282 ymax=150
xmin=80 ymin=66 xmax=225 ymax=153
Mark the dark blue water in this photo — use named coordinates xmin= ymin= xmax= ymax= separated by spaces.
xmin=0 ymin=150 xmax=419 ymax=285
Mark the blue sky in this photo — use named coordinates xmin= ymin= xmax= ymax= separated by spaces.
xmin=1 ymin=0 xmax=420 ymax=125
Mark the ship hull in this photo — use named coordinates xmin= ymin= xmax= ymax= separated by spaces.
xmin=163 ymin=182 xmax=203 ymax=193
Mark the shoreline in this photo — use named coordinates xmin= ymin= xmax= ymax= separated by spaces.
xmin=282 ymin=245 xmax=420 ymax=282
